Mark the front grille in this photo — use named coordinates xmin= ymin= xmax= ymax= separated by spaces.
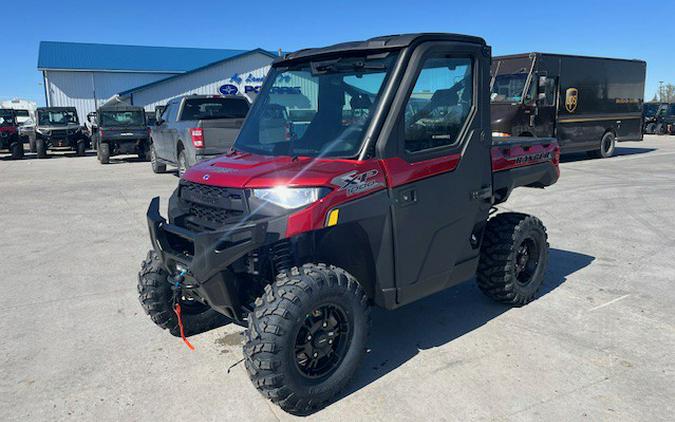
xmin=179 ymin=181 xmax=247 ymax=229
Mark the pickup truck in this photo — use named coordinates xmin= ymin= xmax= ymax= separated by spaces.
xmin=137 ymin=33 xmax=559 ymax=415
xmin=149 ymin=95 xmax=250 ymax=176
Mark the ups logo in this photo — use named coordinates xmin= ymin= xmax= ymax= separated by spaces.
xmin=565 ymin=88 xmax=579 ymax=113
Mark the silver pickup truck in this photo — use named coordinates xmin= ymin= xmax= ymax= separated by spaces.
xmin=149 ymin=95 xmax=250 ymax=176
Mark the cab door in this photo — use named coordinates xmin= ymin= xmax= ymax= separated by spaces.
xmin=378 ymin=42 xmax=493 ymax=306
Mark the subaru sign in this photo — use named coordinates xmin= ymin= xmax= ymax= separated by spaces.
xmin=219 ymin=84 xmax=239 ymax=96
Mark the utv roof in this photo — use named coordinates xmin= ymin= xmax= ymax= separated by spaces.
xmin=37 ymin=107 xmax=78 ymax=111
xmin=279 ymin=33 xmax=487 ymax=63
xmin=494 ymin=52 xmax=645 ymax=64
xmin=98 ymin=104 xmax=145 ymax=111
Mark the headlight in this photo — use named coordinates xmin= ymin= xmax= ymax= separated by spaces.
xmin=252 ymin=187 xmax=328 ymax=209
xmin=491 ymin=131 xmax=511 ymax=138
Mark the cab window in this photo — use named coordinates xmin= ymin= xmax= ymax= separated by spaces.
xmin=403 ymin=57 xmax=473 ymax=154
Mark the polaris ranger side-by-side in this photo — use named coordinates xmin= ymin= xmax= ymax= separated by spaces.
xmin=94 ymin=105 xmax=150 ymax=164
xmin=34 ymin=107 xmax=89 ymax=158
xmin=0 ymin=109 xmax=23 ymax=159
xmin=138 ymin=33 xmax=560 ymax=415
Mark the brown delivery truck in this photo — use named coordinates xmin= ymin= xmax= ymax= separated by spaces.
xmin=490 ymin=53 xmax=646 ymax=158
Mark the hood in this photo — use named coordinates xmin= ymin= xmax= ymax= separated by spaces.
xmin=183 ymin=151 xmax=382 ymax=190
xmin=490 ymin=103 xmax=522 ymax=134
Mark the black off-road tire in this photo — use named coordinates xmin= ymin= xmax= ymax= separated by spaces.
xmin=36 ymin=138 xmax=47 ymax=158
xmin=99 ymin=143 xmax=110 ymax=164
xmin=76 ymin=141 xmax=87 ymax=156
xmin=477 ymin=213 xmax=549 ymax=306
xmin=655 ymin=123 xmax=665 ymax=135
xmin=645 ymin=123 xmax=656 ymax=134
xmin=10 ymin=141 xmax=23 ymax=160
xmin=588 ymin=132 xmax=615 ymax=159
xmin=150 ymin=142 xmax=166 ymax=173
xmin=244 ymin=264 xmax=370 ymax=415
xmin=137 ymin=250 xmax=228 ymax=337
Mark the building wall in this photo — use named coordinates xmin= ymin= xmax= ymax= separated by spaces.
xmin=127 ymin=53 xmax=275 ymax=110
xmin=45 ymin=70 xmax=177 ymax=121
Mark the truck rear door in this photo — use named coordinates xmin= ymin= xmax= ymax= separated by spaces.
xmin=181 ymin=97 xmax=250 ymax=153
xmin=379 ymin=42 xmax=493 ymax=306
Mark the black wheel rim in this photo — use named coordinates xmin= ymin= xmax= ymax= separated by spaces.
xmin=514 ymin=237 xmax=540 ymax=285
xmin=294 ymin=304 xmax=351 ymax=379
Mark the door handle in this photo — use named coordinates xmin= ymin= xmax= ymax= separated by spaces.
xmin=471 ymin=186 xmax=492 ymax=201
xmin=397 ymin=189 xmax=417 ymax=206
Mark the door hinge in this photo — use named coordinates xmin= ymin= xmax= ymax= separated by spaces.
xmin=471 ymin=186 xmax=492 ymax=201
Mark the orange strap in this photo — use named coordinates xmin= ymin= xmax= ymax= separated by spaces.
xmin=173 ymin=303 xmax=195 ymax=351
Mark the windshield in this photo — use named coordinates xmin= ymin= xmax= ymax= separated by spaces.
xmin=100 ymin=110 xmax=145 ymax=127
xmin=491 ymin=73 xmax=529 ymax=103
xmin=235 ymin=53 xmax=398 ymax=158
xmin=644 ymin=103 xmax=661 ymax=117
xmin=180 ymin=98 xmax=249 ymax=120
xmin=38 ymin=110 xmax=78 ymax=126
xmin=15 ymin=110 xmax=29 ymax=117
xmin=0 ymin=110 xmax=15 ymax=126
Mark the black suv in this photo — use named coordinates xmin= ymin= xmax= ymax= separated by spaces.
xmin=0 ymin=109 xmax=23 ymax=159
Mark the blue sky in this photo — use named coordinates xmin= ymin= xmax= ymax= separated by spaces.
xmin=2 ymin=0 xmax=671 ymax=105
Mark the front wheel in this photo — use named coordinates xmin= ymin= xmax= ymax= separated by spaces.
xmin=76 ymin=140 xmax=87 ymax=156
xmin=137 ymin=250 xmax=227 ymax=337
xmin=36 ymin=138 xmax=47 ymax=159
xmin=476 ymin=213 xmax=549 ymax=306
xmin=244 ymin=264 xmax=370 ymax=415
xmin=10 ymin=141 xmax=24 ymax=160
xmin=150 ymin=142 xmax=166 ymax=173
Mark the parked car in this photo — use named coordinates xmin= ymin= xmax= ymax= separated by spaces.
xmin=0 ymin=109 xmax=23 ymax=159
xmin=94 ymin=105 xmax=150 ymax=164
xmin=138 ymin=33 xmax=560 ymax=415
xmin=491 ymin=53 xmax=646 ymax=158
xmin=150 ymin=95 xmax=250 ymax=176
xmin=34 ymin=107 xmax=89 ymax=158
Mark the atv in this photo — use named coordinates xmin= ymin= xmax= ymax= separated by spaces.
xmin=138 ymin=33 xmax=560 ymax=415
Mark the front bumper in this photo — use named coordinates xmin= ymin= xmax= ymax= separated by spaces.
xmin=146 ymin=196 xmax=284 ymax=320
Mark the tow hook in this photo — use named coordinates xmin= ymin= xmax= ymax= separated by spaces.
xmin=169 ymin=269 xmax=195 ymax=351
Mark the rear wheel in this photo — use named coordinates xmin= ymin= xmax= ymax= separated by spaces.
xmin=150 ymin=142 xmax=166 ymax=173
xmin=244 ymin=264 xmax=370 ymax=415
xmin=177 ymin=149 xmax=188 ymax=177
xmin=476 ymin=213 xmax=549 ymax=306
xmin=655 ymin=123 xmax=666 ymax=135
xmin=99 ymin=143 xmax=110 ymax=164
xmin=645 ymin=123 xmax=656 ymax=134
xmin=588 ymin=132 xmax=615 ymax=159
xmin=36 ymin=138 xmax=47 ymax=158
xmin=10 ymin=141 xmax=23 ymax=160
xmin=137 ymin=250 xmax=227 ymax=337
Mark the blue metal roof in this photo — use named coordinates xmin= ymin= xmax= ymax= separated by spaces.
xmin=118 ymin=49 xmax=277 ymax=96
xmin=37 ymin=41 xmax=252 ymax=72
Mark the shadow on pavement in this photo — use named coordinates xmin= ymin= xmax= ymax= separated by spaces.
xmin=561 ymin=147 xmax=656 ymax=163
xmin=338 ymin=248 xmax=595 ymax=403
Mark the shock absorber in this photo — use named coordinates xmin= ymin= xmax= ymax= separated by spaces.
xmin=271 ymin=240 xmax=293 ymax=274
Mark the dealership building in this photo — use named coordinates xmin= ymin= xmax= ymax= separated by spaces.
xmin=37 ymin=41 xmax=279 ymax=121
